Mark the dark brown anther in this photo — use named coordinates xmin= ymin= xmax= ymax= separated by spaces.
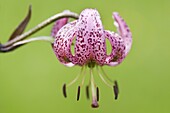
xmin=63 ymin=83 xmax=67 ymax=98
xmin=113 ymin=86 xmax=118 ymax=100
xmin=113 ymin=80 xmax=119 ymax=100
xmin=86 ymin=86 xmax=89 ymax=99
xmin=96 ymin=87 xmax=99 ymax=101
xmin=77 ymin=86 xmax=81 ymax=101
xmin=114 ymin=81 xmax=119 ymax=92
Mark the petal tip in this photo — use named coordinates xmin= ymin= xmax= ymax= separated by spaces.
xmin=63 ymin=62 xmax=75 ymax=67
xmin=107 ymin=62 xmax=119 ymax=66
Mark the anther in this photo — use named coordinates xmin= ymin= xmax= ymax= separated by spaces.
xmin=77 ymin=86 xmax=81 ymax=101
xmin=113 ymin=81 xmax=119 ymax=100
xmin=86 ymin=85 xmax=90 ymax=99
xmin=96 ymin=87 xmax=99 ymax=101
xmin=63 ymin=83 xmax=67 ymax=98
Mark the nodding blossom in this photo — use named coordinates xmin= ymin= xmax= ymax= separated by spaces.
xmin=51 ymin=9 xmax=132 ymax=108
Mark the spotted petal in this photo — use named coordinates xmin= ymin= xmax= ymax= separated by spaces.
xmin=74 ymin=9 xmax=106 ymax=65
xmin=113 ymin=12 xmax=132 ymax=55
xmin=53 ymin=21 xmax=77 ymax=67
xmin=51 ymin=18 xmax=68 ymax=38
xmin=104 ymin=30 xmax=126 ymax=66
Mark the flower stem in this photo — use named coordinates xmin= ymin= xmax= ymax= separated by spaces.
xmin=5 ymin=11 xmax=78 ymax=47
xmin=0 ymin=10 xmax=79 ymax=52
xmin=13 ymin=36 xmax=54 ymax=45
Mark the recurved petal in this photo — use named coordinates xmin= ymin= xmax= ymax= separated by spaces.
xmin=104 ymin=30 xmax=126 ymax=66
xmin=113 ymin=12 xmax=132 ymax=56
xmin=53 ymin=21 xmax=77 ymax=67
xmin=75 ymin=9 xmax=105 ymax=65
xmin=51 ymin=18 xmax=68 ymax=37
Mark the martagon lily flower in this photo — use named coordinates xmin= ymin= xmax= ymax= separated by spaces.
xmin=0 ymin=6 xmax=133 ymax=109
xmin=0 ymin=6 xmax=132 ymax=108
xmin=51 ymin=9 xmax=132 ymax=108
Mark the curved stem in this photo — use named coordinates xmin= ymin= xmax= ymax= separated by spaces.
xmin=0 ymin=36 xmax=54 ymax=52
xmin=13 ymin=36 xmax=54 ymax=46
xmin=0 ymin=10 xmax=79 ymax=53
xmin=3 ymin=11 xmax=78 ymax=47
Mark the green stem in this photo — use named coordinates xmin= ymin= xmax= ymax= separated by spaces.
xmin=3 ymin=11 xmax=78 ymax=47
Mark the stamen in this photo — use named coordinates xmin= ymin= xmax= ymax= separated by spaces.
xmin=100 ymin=67 xmax=114 ymax=83
xmin=96 ymin=87 xmax=99 ymax=101
xmin=63 ymin=83 xmax=67 ymax=98
xmin=75 ymin=65 xmax=88 ymax=100
xmin=90 ymin=69 xmax=99 ymax=108
xmin=77 ymin=86 xmax=81 ymax=101
xmin=67 ymin=66 xmax=84 ymax=87
xmin=80 ymin=66 xmax=87 ymax=87
xmin=86 ymin=77 xmax=91 ymax=100
xmin=86 ymin=85 xmax=90 ymax=99
xmin=96 ymin=66 xmax=112 ymax=88
xmin=113 ymin=80 xmax=119 ymax=100
xmin=76 ymin=66 xmax=87 ymax=101
xmin=114 ymin=80 xmax=119 ymax=91
xmin=62 ymin=66 xmax=84 ymax=99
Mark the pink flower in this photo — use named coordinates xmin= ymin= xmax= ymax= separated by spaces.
xmin=52 ymin=9 xmax=132 ymax=108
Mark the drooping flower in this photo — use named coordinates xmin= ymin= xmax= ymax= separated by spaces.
xmin=51 ymin=9 xmax=132 ymax=108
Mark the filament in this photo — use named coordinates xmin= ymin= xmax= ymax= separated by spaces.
xmin=67 ymin=66 xmax=84 ymax=87
xmin=100 ymin=66 xmax=114 ymax=83
xmin=80 ymin=65 xmax=87 ymax=87
xmin=96 ymin=66 xmax=112 ymax=88
xmin=76 ymin=66 xmax=87 ymax=101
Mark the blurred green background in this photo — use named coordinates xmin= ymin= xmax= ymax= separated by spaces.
xmin=0 ymin=0 xmax=169 ymax=113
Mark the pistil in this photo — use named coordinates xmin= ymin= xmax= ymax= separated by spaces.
xmin=90 ymin=68 xmax=99 ymax=108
